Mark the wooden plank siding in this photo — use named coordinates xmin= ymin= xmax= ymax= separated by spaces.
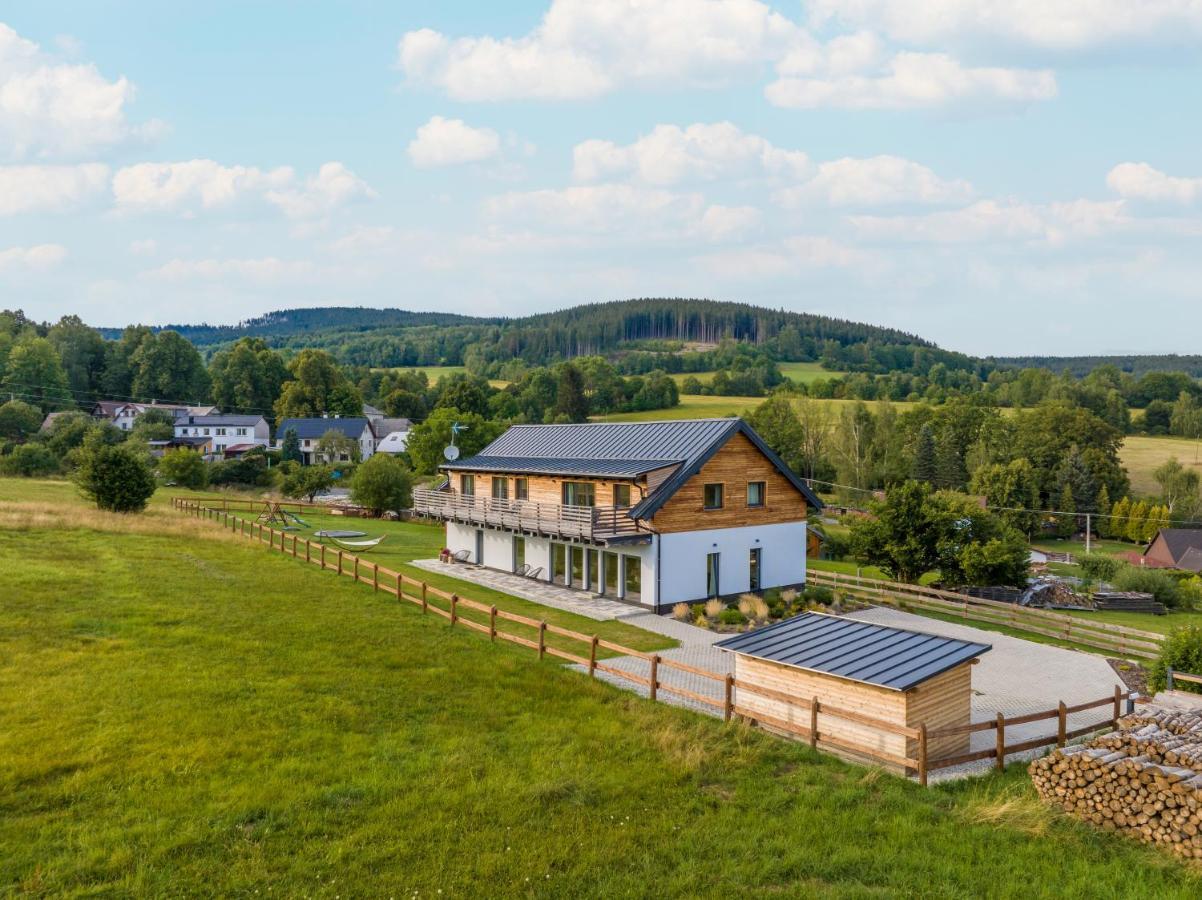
xmin=451 ymin=472 xmax=645 ymax=509
xmin=651 ymin=432 xmax=809 ymax=534
xmin=904 ymin=665 xmax=972 ymax=760
xmin=734 ymin=656 xmax=911 ymax=765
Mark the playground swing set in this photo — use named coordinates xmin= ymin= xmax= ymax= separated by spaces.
xmin=256 ymin=501 xmax=387 ymax=552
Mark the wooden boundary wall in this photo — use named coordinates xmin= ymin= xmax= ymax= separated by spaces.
xmin=173 ymin=497 xmax=1135 ymax=785
xmin=807 ymin=570 xmax=1163 ymax=661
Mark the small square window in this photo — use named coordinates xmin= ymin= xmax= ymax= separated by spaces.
xmin=747 ymin=481 xmax=765 ymax=508
xmin=613 ymin=484 xmax=631 ymax=507
xmin=514 ymin=477 xmax=529 ymax=500
xmin=703 ymin=483 xmax=724 ymax=510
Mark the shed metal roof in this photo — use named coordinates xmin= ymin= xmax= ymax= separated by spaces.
xmin=1147 ymin=528 xmax=1202 ymax=564
xmin=715 ymin=613 xmax=990 ymax=692
xmin=442 ymin=456 xmax=676 ymax=479
xmin=448 ymin=418 xmax=822 ymax=517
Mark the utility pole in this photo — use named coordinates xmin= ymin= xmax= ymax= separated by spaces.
xmin=1085 ymin=512 xmax=1091 ymax=555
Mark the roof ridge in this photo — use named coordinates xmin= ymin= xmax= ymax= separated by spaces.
xmin=508 ymin=417 xmax=740 ymax=427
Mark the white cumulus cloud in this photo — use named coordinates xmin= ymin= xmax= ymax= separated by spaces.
xmin=0 ymin=163 xmax=109 ymax=215
xmin=766 ymin=50 xmax=1056 ymax=110
xmin=807 ymin=1 xmax=1202 ymax=53
xmin=851 ymin=198 xmax=1127 ymax=245
xmin=1107 ymin=162 xmax=1202 ymax=205
xmin=398 ymin=0 xmax=801 ymax=101
xmin=408 ymin=116 xmax=501 ymax=167
xmin=484 ymin=183 xmax=706 ymax=234
xmin=112 ymin=159 xmax=372 ymax=218
xmin=573 ymin=122 xmax=810 ymax=185
xmin=141 ymin=256 xmax=315 ymax=283
xmin=0 ymin=242 xmax=67 ymax=270
xmin=777 ymin=155 xmax=973 ymax=207
xmin=0 ymin=23 xmax=160 ymax=159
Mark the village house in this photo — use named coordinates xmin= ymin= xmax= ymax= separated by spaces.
xmin=173 ymin=414 xmax=271 ymax=456
xmin=412 ymin=418 xmax=822 ymax=611
xmin=372 ymin=417 xmax=412 ymax=455
xmin=1141 ymin=528 xmax=1202 ymax=572
xmin=274 ymin=416 xmax=376 ymax=465
xmin=93 ymin=400 xmax=218 ymax=431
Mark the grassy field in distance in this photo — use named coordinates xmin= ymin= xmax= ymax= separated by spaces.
xmin=3 ymin=477 xmax=1199 ymax=895
xmin=1120 ymin=434 xmax=1202 ymax=495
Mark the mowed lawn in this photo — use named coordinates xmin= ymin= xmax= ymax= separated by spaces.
xmin=2 ymin=483 xmax=1202 ymax=895
xmin=1121 ymin=434 xmax=1202 ymax=495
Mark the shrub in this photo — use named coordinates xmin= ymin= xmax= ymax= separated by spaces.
xmin=1112 ymin=566 xmax=1185 ymax=609
xmin=158 ymin=449 xmax=208 ymax=490
xmin=209 ymin=451 xmax=272 ymax=488
xmin=1148 ymin=626 xmax=1202 ymax=694
xmin=1079 ymin=553 xmax=1122 ymax=584
xmin=780 ymin=587 xmax=798 ymax=606
xmin=672 ymin=602 xmax=691 ymax=621
xmin=349 ymin=453 xmax=413 ymax=515
xmin=282 ymin=464 xmax=335 ymax=502
xmin=803 ymin=585 xmax=833 ymax=605
xmin=0 ymin=399 xmax=43 ymax=441
xmin=74 ymin=440 xmax=156 ymax=512
xmin=737 ymin=594 xmax=756 ymax=617
xmin=718 ymin=608 xmax=746 ymax=626
xmin=703 ymin=598 xmax=723 ymax=618
xmin=0 ymin=443 xmax=59 ymax=476
xmin=748 ymin=596 xmax=770 ymax=621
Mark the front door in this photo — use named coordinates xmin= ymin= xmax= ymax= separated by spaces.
xmin=706 ymin=552 xmax=720 ymax=598
xmin=475 ymin=530 xmax=484 ymax=565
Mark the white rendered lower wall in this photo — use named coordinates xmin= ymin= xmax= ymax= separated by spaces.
xmin=658 ymin=521 xmax=807 ymax=606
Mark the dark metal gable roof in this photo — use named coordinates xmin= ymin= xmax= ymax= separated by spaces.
xmin=715 ymin=613 xmax=990 ymax=691
xmin=275 ymin=417 xmax=371 ymax=441
xmin=452 ymin=418 xmax=821 ymax=518
xmin=442 ymin=456 xmax=676 ymax=478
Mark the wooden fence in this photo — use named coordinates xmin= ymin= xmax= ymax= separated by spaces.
xmin=807 ymin=569 xmax=1163 ymax=661
xmin=173 ymin=497 xmax=1134 ymax=785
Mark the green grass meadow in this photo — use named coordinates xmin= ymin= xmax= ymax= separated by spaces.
xmin=3 ymin=479 xmax=1201 ymax=895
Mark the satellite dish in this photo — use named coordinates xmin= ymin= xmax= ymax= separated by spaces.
xmin=443 ymin=445 xmax=460 ymax=461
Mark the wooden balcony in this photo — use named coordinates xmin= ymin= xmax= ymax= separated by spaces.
xmin=412 ymin=488 xmax=648 ymax=543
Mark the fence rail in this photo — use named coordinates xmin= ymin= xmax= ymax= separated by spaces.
xmin=174 ymin=497 xmax=1133 ymax=784
xmin=807 ymin=569 xmax=1162 ymax=660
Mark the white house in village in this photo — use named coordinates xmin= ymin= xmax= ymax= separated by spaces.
xmin=274 ymin=416 xmax=376 ymax=465
xmin=97 ymin=401 xmax=217 ymax=431
xmin=372 ymin=417 xmax=412 ymax=455
xmin=173 ymin=414 xmax=271 ymax=456
xmin=412 ymin=418 xmax=821 ymax=611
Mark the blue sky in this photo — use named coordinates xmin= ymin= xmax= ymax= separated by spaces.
xmin=3 ymin=1 xmax=1202 ymax=356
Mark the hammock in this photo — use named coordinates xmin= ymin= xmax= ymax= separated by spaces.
xmin=330 ymin=535 xmax=386 ymax=551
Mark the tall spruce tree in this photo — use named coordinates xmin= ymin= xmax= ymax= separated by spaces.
xmin=912 ymin=424 xmax=937 ymax=485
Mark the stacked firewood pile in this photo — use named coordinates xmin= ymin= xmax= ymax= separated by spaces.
xmin=1029 ymin=708 xmax=1202 ymax=858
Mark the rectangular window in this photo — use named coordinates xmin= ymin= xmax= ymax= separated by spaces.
xmin=237 ymin=427 xmax=247 ymax=436
xmin=612 ymin=484 xmax=631 ymax=508
xmin=461 ymin=474 xmax=475 ymax=496
xmin=514 ymin=477 xmax=529 ymax=500
xmin=216 ymin=427 xmax=226 ymax=436
xmin=513 ymin=536 xmax=525 ymax=572
xmin=703 ymin=483 xmax=724 ymax=510
xmin=491 ymin=477 xmax=509 ymax=500
xmin=570 ymin=546 xmax=585 ymax=586
xmin=747 ymin=481 xmax=765 ymax=508
xmin=603 ymin=551 xmax=619 ymax=595
xmin=623 ymin=554 xmax=641 ymax=601
xmin=561 ymin=481 xmax=596 ymax=507
xmin=552 ymin=544 xmax=567 ymax=586
xmin=706 ymin=552 xmax=721 ymax=597
xmin=749 ymin=547 xmax=762 ymax=592
xmin=203 ymin=428 xmax=210 ymax=436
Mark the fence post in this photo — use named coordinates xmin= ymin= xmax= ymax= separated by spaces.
xmin=396 ymin=572 xmax=402 ymax=600
xmin=537 ymin=621 xmax=546 ymax=658
xmin=589 ymin=636 xmax=598 ymax=677
xmin=1167 ymin=666 xmax=1175 ymax=691
xmin=724 ymin=674 xmax=734 ymax=722
xmin=353 ymin=556 xmax=359 ymax=582
xmin=995 ymin=713 xmax=1006 ymax=771
xmin=305 ymin=540 xmax=311 ymax=563
xmin=1057 ymin=701 xmax=1067 ymax=747
xmin=372 ymin=564 xmax=378 ymax=592
xmin=320 ymin=543 xmax=326 ymax=570
xmin=292 ymin=535 xmax=298 ymax=557
xmin=1112 ymin=685 xmax=1122 ymax=726
xmin=337 ymin=550 xmax=343 ymax=576
xmin=421 ymin=582 xmax=428 ymax=613
xmin=649 ymin=655 xmax=659 ymax=701
xmin=918 ymin=723 xmax=928 ymax=787
xmin=451 ymin=594 xmax=458 ymax=626
xmin=489 ymin=606 xmax=497 ymax=641
xmin=809 ymin=697 xmax=819 ymax=748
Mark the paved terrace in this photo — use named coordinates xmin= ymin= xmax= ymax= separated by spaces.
xmin=412 ymin=561 xmax=1126 ymax=779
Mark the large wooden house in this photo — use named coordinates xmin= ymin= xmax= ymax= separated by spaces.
xmin=412 ymin=418 xmax=822 ymax=611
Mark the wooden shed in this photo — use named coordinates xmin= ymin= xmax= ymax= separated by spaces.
xmin=715 ymin=613 xmax=991 ymax=771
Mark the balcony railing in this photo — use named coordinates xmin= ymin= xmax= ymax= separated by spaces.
xmin=412 ymin=488 xmax=646 ymax=542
